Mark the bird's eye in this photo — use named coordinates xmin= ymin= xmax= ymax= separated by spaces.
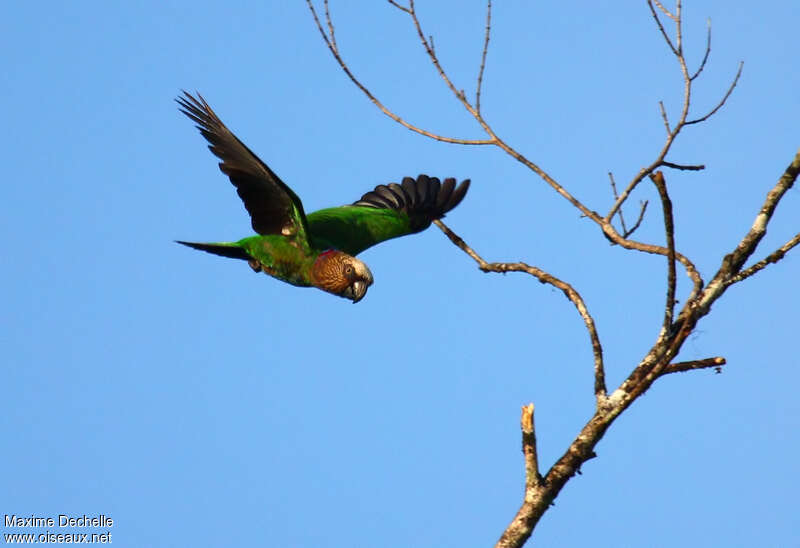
xmin=345 ymin=266 xmax=353 ymax=275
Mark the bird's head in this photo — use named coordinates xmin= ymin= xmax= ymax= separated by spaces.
xmin=312 ymin=250 xmax=374 ymax=303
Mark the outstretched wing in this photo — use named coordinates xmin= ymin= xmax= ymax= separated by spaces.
xmin=177 ymin=91 xmax=308 ymax=241
xmin=307 ymin=174 xmax=470 ymax=256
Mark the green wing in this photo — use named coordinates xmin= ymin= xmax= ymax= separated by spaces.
xmin=307 ymin=175 xmax=470 ymax=256
xmin=177 ymin=92 xmax=309 ymax=244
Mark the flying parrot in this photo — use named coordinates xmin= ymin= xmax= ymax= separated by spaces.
xmin=175 ymin=92 xmax=470 ymax=303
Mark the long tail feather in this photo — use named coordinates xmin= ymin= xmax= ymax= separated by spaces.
xmin=175 ymin=240 xmax=250 ymax=261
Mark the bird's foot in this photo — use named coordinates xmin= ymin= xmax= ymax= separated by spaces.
xmin=248 ymin=259 xmax=263 ymax=273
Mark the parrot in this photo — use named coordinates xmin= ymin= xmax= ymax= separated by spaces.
xmin=175 ymin=92 xmax=470 ymax=303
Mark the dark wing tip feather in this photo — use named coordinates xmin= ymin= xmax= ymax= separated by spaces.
xmin=442 ymin=178 xmax=470 ymax=212
xmin=176 ymin=90 xmax=308 ymax=237
xmin=401 ymin=177 xmax=418 ymax=205
xmin=175 ymin=91 xmax=220 ymax=132
xmin=435 ymin=177 xmax=456 ymax=210
xmin=353 ymin=174 xmax=470 ymax=232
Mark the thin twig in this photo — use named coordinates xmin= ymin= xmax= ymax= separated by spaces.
xmin=313 ymin=0 xmax=724 ymax=306
xmin=652 ymin=0 xmax=676 ymax=20
xmin=404 ymin=0 xmax=611 ymax=225
xmin=686 ymin=61 xmax=744 ymax=125
xmin=663 ymin=357 xmax=726 ymax=375
xmin=324 ymin=0 xmax=338 ymax=51
xmin=608 ymin=172 xmax=628 ymax=234
xmin=434 ymin=219 xmax=607 ymax=402
xmin=662 ymin=161 xmax=705 ymax=171
xmin=624 ymin=201 xmax=649 ymax=238
xmin=633 ymin=0 xmax=699 ymax=214
xmin=475 ymin=0 xmax=492 ymax=114
xmin=387 ymin=0 xmax=411 ymax=14
xmin=674 ymin=0 xmax=692 ymax=134
xmin=306 ymin=0 xmax=495 ymax=145
xmin=690 ymin=19 xmax=712 ymax=81
xmin=659 ymin=101 xmax=671 ymax=134
xmin=408 ymin=0 xmax=471 ymax=107
xmin=313 ymin=0 xmax=618 ymax=232
xmin=609 ymin=1 xmax=715 ymax=226
xmin=647 ymin=0 xmax=678 ymax=55
xmin=407 ymin=0 xmax=484 ymax=121
xmin=404 ymin=0 xmax=707 ymax=310
xmin=606 ymin=165 xmax=655 ymax=222
xmin=609 ymin=175 xmax=648 ymax=239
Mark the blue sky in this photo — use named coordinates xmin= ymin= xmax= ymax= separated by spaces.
xmin=2 ymin=1 xmax=798 ymax=546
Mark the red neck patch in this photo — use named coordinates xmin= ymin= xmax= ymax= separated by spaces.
xmin=314 ymin=249 xmax=339 ymax=269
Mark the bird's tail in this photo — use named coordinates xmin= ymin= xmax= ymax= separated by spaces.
xmin=175 ymin=240 xmax=250 ymax=261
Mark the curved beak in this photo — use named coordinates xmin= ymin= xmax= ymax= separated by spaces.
xmin=350 ymin=280 xmax=368 ymax=303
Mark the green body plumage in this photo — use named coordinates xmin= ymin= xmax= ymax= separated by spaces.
xmin=175 ymin=92 xmax=470 ymax=302
xmin=238 ymin=235 xmax=316 ymax=287
xmin=307 ymin=206 xmax=414 ymax=257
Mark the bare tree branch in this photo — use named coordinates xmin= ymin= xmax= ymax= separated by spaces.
xmin=624 ymin=201 xmax=650 ymax=238
xmin=650 ymin=171 xmax=677 ymax=334
xmin=313 ymin=0 xmax=607 ymax=223
xmin=698 ymin=148 xmax=800 ymax=312
xmin=609 ymin=172 xmax=650 ymax=238
xmin=387 ymin=0 xmax=410 ymax=14
xmin=659 ymin=100 xmax=671 ymax=134
xmin=323 ymin=0 xmax=337 ymax=51
xmin=652 ymin=0 xmax=677 ymax=21
xmin=664 ymin=357 xmax=726 ymax=375
xmin=311 ymin=0 xmax=732 ymax=305
xmin=306 ymin=0 xmax=495 ymax=145
xmin=648 ymin=1 xmax=678 ymax=55
xmin=675 ymin=0 xmax=684 ymax=55
xmin=433 ymin=220 xmax=607 ymax=403
xmin=521 ymin=404 xmax=541 ymax=488
xmin=662 ymin=161 xmax=705 ymax=171
xmin=690 ymin=18 xmax=712 ymax=81
xmin=609 ymin=3 xmax=739 ymax=223
xmin=408 ymin=0 xmax=479 ymax=113
xmin=726 ymin=232 xmax=800 ymax=285
xmin=602 ymin=223 xmax=704 ymax=302
xmin=496 ymin=404 xmax=541 ymax=548
xmin=608 ymin=172 xmax=629 ymax=234
xmin=686 ymin=61 xmax=744 ymax=125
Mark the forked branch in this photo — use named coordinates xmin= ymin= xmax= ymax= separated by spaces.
xmin=306 ymin=0 xmax=494 ymax=145
xmin=608 ymin=2 xmax=741 ymax=221
xmin=727 ymin=231 xmax=800 ymax=285
xmin=710 ymin=149 xmax=800 ymax=293
xmin=608 ymin=173 xmax=649 ymax=238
